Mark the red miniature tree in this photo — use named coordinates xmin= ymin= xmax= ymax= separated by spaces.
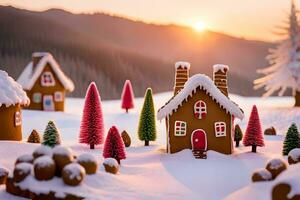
xmin=79 ymin=82 xmax=104 ymax=149
xmin=103 ymin=126 xmax=126 ymax=164
xmin=243 ymin=105 xmax=265 ymax=153
xmin=121 ymin=80 xmax=135 ymax=113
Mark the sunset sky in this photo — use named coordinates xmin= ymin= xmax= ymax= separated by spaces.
xmin=0 ymin=0 xmax=296 ymax=41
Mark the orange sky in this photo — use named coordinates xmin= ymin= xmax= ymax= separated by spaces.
xmin=0 ymin=0 xmax=296 ymax=42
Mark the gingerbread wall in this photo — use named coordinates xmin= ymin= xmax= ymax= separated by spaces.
xmin=26 ymin=63 xmax=66 ymax=111
xmin=0 ymin=104 xmax=22 ymax=141
xmin=168 ymin=86 xmax=233 ymax=154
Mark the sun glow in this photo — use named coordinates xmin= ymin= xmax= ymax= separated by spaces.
xmin=193 ymin=21 xmax=207 ymax=32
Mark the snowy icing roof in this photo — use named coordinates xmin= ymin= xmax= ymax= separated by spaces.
xmin=213 ymin=64 xmax=229 ymax=73
xmin=157 ymin=74 xmax=244 ymax=120
xmin=175 ymin=61 xmax=190 ymax=69
xmin=0 ymin=70 xmax=30 ymax=107
xmin=17 ymin=52 xmax=74 ymax=92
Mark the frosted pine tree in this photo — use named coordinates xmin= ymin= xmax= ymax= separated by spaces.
xmin=254 ymin=0 xmax=300 ymax=106
xmin=42 ymin=121 xmax=61 ymax=148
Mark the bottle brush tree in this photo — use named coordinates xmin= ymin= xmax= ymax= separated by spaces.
xmin=234 ymin=124 xmax=243 ymax=147
xmin=138 ymin=88 xmax=156 ymax=146
xmin=43 ymin=121 xmax=61 ymax=148
xmin=103 ymin=126 xmax=126 ymax=164
xmin=27 ymin=129 xmax=41 ymax=143
xmin=243 ymin=105 xmax=265 ymax=153
xmin=121 ymin=80 xmax=135 ymax=113
xmin=283 ymin=123 xmax=300 ymax=155
xmin=79 ymin=82 xmax=104 ymax=149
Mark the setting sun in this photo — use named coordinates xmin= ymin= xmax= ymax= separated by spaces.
xmin=193 ymin=21 xmax=207 ymax=32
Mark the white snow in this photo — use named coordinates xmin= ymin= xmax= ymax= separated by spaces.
xmin=288 ymin=148 xmax=300 ymax=160
xmin=63 ymin=163 xmax=85 ymax=180
xmin=33 ymin=156 xmax=54 ymax=168
xmin=16 ymin=154 xmax=33 ymax=163
xmin=175 ymin=61 xmax=190 ymax=69
xmin=52 ymin=146 xmax=73 ymax=156
xmin=17 ymin=52 xmax=74 ymax=92
xmin=0 ymin=92 xmax=299 ymax=199
xmin=266 ymin=158 xmax=286 ymax=170
xmin=103 ymin=158 xmax=118 ymax=167
xmin=33 ymin=145 xmax=52 ymax=157
xmin=253 ymin=168 xmax=272 ymax=180
xmin=0 ymin=70 xmax=30 ymax=107
xmin=157 ymin=74 xmax=244 ymax=120
xmin=213 ymin=64 xmax=229 ymax=73
xmin=0 ymin=167 xmax=8 ymax=176
xmin=15 ymin=163 xmax=32 ymax=174
xmin=77 ymin=153 xmax=97 ymax=163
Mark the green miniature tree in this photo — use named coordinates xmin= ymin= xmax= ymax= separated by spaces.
xmin=27 ymin=129 xmax=41 ymax=143
xmin=138 ymin=88 xmax=156 ymax=146
xmin=283 ymin=123 xmax=300 ymax=155
xmin=42 ymin=121 xmax=61 ymax=148
xmin=234 ymin=124 xmax=243 ymax=147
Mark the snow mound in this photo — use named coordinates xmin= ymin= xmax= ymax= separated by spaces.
xmin=15 ymin=163 xmax=32 ymax=174
xmin=34 ymin=156 xmax=54 ymax=168
xmin=175 ymin=61 xmax=190 ymax=69
xmin=17 ymin=154 xmax=34 ymax=163
xmin=53 ymin=146 xmax=73 ymax=156
xmin=0 ymin=167 xmax=8 ymax=176
xmin=288 ymin=148 xmax=300 ymax=160
xmin=157 ymin=74 xmax=244 ymax=120
xmin=63 ymin=163 xmax=86 ymax=180
xmin=77 ymin=153 xmax=97 ymax=163
xmin=33 ymin=145 xmax=52 ymax=157
xmin=0 ymin=70 xmax=30 ymax=107
xmin=103 ymin=158 xmax=118 ymax=167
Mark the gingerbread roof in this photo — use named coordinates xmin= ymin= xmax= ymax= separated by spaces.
xmin=0 ymin=70 xmax=30 ymax=107
xmin=17 ymin=52 xmax=74 ymax=92
xmin=157 ymin=74 xmax=244 ymax=120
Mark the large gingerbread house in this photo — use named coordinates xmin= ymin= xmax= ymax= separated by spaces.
xmin=0 ymin=70 xmax=30 ymax=141
xmin=17 ymin=52 xmax=74 ymax=111
xmin=157 ymin=62 xmax=244 ymax=158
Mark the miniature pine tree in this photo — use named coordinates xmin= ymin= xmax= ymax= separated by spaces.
xmin=27 ymin=129 xmax=41 ymax=143
xmin=121 ymin=80 xmax=135 ymax=113
xmin=79 ymin=82 xmax=104 ymax=149
xmin=138 ymin=88 xmax=156 ymax=146
xmin=243 ymin=105 xmax=265 ymax=153
xmin=42 ymin=121 xmax=61 ymax=148
xmin=103 ymin=126 xmax=126 ymax=164
xmin=283 ymin=123 xmax=300 ymax=155
xmin=234 ymin=125 xmax=243 ymax=147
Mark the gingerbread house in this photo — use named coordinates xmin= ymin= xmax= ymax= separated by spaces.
xmin=157 ymin=62 xmax=244 ymax=158
xmin=0 ymin=70 xmax=30 ymax=141
xmin=17 ymin=52 xmax=74 ymax=111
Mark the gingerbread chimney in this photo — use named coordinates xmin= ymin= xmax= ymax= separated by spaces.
xmin=174 ymin=61 xmax=190 ymax=95
xmin=213 ymin=64 xmax=229 ymax=96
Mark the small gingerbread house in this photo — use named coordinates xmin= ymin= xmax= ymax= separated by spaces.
xmin=0 ymin=70 xmax=30 ymax=141
xmin=17 ymin=52 xmax=74 ymax=111
xmin=157 ymin=62 xmax=244 ymax=158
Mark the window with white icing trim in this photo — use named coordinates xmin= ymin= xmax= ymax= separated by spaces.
xmin=33 ymin=93 xmax=42 ymax=103
xmin=174 ymin=121 xmax=187 ymax=136
xmin=54 ymin=91 xmax=63 ymax=102
xmin=15 ymin=111 xmax=22 ymax=126
xmin=41 ymin=72 xmax=55 ymax=87
xmin=194 ymin=100 xmax=207 ymax=119
xmin=215 ymin=122 xmax=226 ymax=137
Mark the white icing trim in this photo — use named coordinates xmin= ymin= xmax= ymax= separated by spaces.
xmin=213 ymin=64 xmax=229 ymax=73
xmin=175 ymin=61 xmax=191 ymax=69
xmin=214 ymin=122 xmax=226 ymax=137
xmin=174 ymin=121 xmax=187 ymax=136
xmin=194 ymin=100 xmax=207 ymax=119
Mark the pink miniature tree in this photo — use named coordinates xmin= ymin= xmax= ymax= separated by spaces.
xmin=243 ymin=105 xmax=265 ymax=153
xmin=103 ymin=126 xmax=126 ymax=164
xmin=121 ymin=80 xmax=135 ymax=113
xmin=79 ymin=82 xmax=104 ymax=149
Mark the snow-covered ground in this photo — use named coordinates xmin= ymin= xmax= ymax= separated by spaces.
xmin=0 ymin=92 xmax=299 ymax=200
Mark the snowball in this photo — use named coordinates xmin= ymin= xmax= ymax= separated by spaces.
xmin=288 ymin=148 xmax=300 ymax=160
xmin=17 ymin=154 xmax=34 ymax=163
xmin=0 ymin=70 xmax=30 ymax=107
xmin=15 ymin=163 xmax=32 ymax=174
xmin=63 ymin=163 xmax=86 ymax=180
xmin=266 ymin=158 xmax=286 ymax=170
xmin=213 ymin=64 xmax=229 ymax=73
xmin=253 ymin=168 xmax=272 ymax=180
xmin=103 ymin=158 xmax=118 ymax=167
xmin=52 ymin=146 xmax=73 ymax=157
xmin=33 ymin=145 xmax=52 ymax=157
xmin=34 ymin=156 xmax=55 ymax=168
xmin=77 ymin=153 xmax=97 ymax=163
xmin=175 ymin=61 xmax=190 ymax=69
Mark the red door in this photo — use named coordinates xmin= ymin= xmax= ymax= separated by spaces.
xmin=191 ymin=129 xmax=207 ymax=150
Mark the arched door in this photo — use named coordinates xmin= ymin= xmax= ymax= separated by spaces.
xmin=191 ymin=129 xmax=207 ymax=150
